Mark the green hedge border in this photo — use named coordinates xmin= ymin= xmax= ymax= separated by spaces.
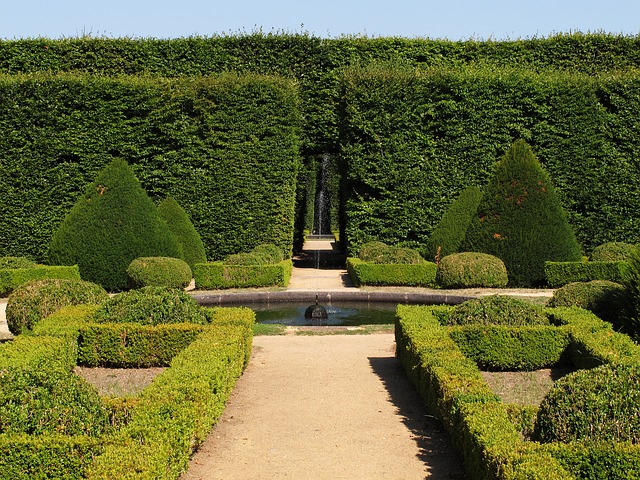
xmin=346 ymin=257 xmax=437 ymax=287
xmin=0 ymin=265 xmax=80 ymax=296
xmin=545 ymin=261 xmax=630 ymax=287
xmin=1 ymin=304 xmax=254 ymax=479
xmin=193 ymin=259 xmax=292 ymax=289
xmin=395 ymin=305 xmax=640 ymax=479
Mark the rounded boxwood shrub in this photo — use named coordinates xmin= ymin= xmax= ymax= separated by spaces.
xmin=0 ymin=256 xmax=37 ymax=269
xmin=446 ymin=295 xmax=549 ymax=326
xmin=590 ymin=241 xmax=637 ymax=262
xmin=358 ymin=241 xmax=424 ymax=264
xmin=127 ymin=257 xmax=192 ymax=289
xmin=358 ymin=241 xmax=391 ymax=263
xmin=546 ymin=280 xmax=625 ymax=324
xmin=462 ymin=140 xmax=582 ymax=287
xmin=252 ymin=244 xmax=284 ymax=264
xmin=0 ymin=368 xmax=110 ymax=436
xmin=47 ymin=159 xmax=183 ymax=292
xmin=93 ymin=286 xmax=206 ymax=325
xmin=534 ymin=363 xmax=640 ymax=444
xmin=424 ymin=185 xmax=483 ymax=262
xmin=436 ymin=252 xmax=508 ymax=288
xmin=157 ymin=196 xmax=207 ymax=269
xmin=224 ymin=252 xmax=263 ymax=265
xmin=6 ymin=278 xmax=109 ymax=335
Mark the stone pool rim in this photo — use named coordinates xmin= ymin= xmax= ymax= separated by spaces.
xmin=191 ymin=290 xmax=475 ymax=306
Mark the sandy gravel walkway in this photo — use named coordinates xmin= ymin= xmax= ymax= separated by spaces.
xmin=180 ymin=333 xmax=467 ymax=480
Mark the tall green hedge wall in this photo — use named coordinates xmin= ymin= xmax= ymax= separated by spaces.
xmin=0 ymin=73 xmax=301 ymax=261
xmin=339 ymin=65 xmax=640 ymax=254
xmin=2 ymin=33 xmax=640 ymax=257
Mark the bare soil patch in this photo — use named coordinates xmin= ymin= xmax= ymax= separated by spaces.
xmin=74 ymin=366 xmax=166 ymax=397
xmin=481 ymin=366 xmax=577 ymax=406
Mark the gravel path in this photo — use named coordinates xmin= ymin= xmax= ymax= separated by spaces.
xmin=180 ymin=333 xmax=468 ymax=480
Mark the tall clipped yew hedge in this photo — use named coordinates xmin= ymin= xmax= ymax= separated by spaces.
xmin=339 ymin=65 xmax=640 ymax=255
xmin=2 ymin=34 xmax=640 ymax=258
xmin=0 ymin=73 xmax=301 ymax=262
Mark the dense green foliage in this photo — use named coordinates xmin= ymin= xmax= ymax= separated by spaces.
xmin=193 ymin=260 xmax=292 ymax=289
xmin=590 ymin=242 xmax=637 ymax=262
xmin=157 ymin=196 xmax=207 ymax=269
xmin=395 ymin=305 xmax=571 ymax=479
xmin=48 ymin=159 xmax=183 ymax=291
xmin=127 ymin=256 xmax=192 ymax=289
xmin=462 ymin=140 xmax=582 ymax=286
xmin=449 ymin=325 xmax=570 ymax=371
xmin=6 ymin=278 xmax=108 ymax=335
xmin=357 ymin=241 xmax=425 ymax=264
xmin=224 ymin=243 xmax=285 ymax=265
xmin=93 ymin=287 xmax=206 ymax=325
xmin=619 ymin=249 xmax=640 ymax=340
xmin=0 ymin=257 xmax=36 ymax=269
xmin=424 ymin=186 xmax=483 ymax=261
xmin=547 ymin=280 xmax=626 ymax=325
xmin=346 ymin=257 xmax=437 ymax=287
xmin=436 ymin=252 xmax=508 ymax=288
xmin=0 ymin=368 xmax=109 ymax=437
xmin=545 ymin=260 xmax=630 ymax=287
xmin=0 ymin=74 xmax=301 ymax=263
xmin=0 ymin=265 xmax=81 ymax=296
xmin=446 ymin=295 xmax=549 ymax=326
xmin=535 ymin=363 xmax=640 ymax=444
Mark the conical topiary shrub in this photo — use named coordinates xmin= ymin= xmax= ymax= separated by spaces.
xmin=462 ymin=140 xmax=582 ymax=287
xmin=423 ymin=185 xmax=483 ymax=262
xmin=48 ymin=159 xmax=183 ymax=291
xmin=157 ymin=196 xmax=207 ymax=269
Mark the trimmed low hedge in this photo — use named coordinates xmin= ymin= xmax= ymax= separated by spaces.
xmin=346 ymin=257 xmax=437 ymax=287
xmin=0 ymin=265 xmax=81 ymax=296
xmin=127 ymin=257 xmax=192 ymax=289
xmin=436 ymin=252 xmax=508 ymax=288
xmin=86 ymin=322 xmax=251 ymax=478
xmin=397 ymin=304 xmax=640 ymax=479
xmin=449 ymin=325 xmax=571 ymax=371
xmin=78 ymin=323 xmax=205 ymax=368
xmin=193 ymin=259 xmax=292 ymax=289
xmin=544 ymin=260 xmax=630 ymax=287
xmin=3 ymin=302 xmax=253 ymax=479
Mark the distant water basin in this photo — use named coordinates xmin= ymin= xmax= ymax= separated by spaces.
xmin=248 ymin=301 xmax=398 ymax=327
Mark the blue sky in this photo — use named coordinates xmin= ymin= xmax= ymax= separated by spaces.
xmin=2 ymin=0 xmax=639 ymax=41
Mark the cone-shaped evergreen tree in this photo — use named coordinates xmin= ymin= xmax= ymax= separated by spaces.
xmin=462 ymin=140 xmax=582 ymax=286
xmin=48 ymin=159 xmax=182 ymax=291
xmin=157 ymin=196 xmax=207 ymax=269
xmin=423 ymin=185 xmax=483 ymax=262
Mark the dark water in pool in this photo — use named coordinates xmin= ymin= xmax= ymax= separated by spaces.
xmin=250 ymin=301 xmax=398 ymax=327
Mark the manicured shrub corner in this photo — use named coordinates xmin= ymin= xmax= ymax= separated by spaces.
xmin=0 ymin=264 xmax=81 ymax=296
xmin=535 ymin=363 xmax=640 ymax=444
xmin=346 ymin=258 xmax=437 ymax=287
xmin=6 ymin=278 xmax=108 ymax=335
xmin=127 ymin=256 xmax=192 ymax=289
xmin=544 ymin=260 xmax=630 ymax=287
xmin=446 ymin=295 xmax=549 ymax=327
xmin=193 ymin=259 xmax=292 ymax=289
xmin=436 ymin=252 xmax=508 ymax=288
xmin=93 ymin=287 xmax=206 ymax=325
xmin=547 ymin=280 xmax=625 ymax=325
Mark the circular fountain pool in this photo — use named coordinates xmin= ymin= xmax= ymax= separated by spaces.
xmin=248 ymin=301 xmax=398 ymax=327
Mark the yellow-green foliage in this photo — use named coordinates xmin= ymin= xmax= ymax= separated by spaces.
xmin=346 ymin=258 xmax=437 ymax=287
xmin=194 ymin=260 xmax=292 ymax=289
xmin=436 ymin=252 xmax=508 ymax=288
